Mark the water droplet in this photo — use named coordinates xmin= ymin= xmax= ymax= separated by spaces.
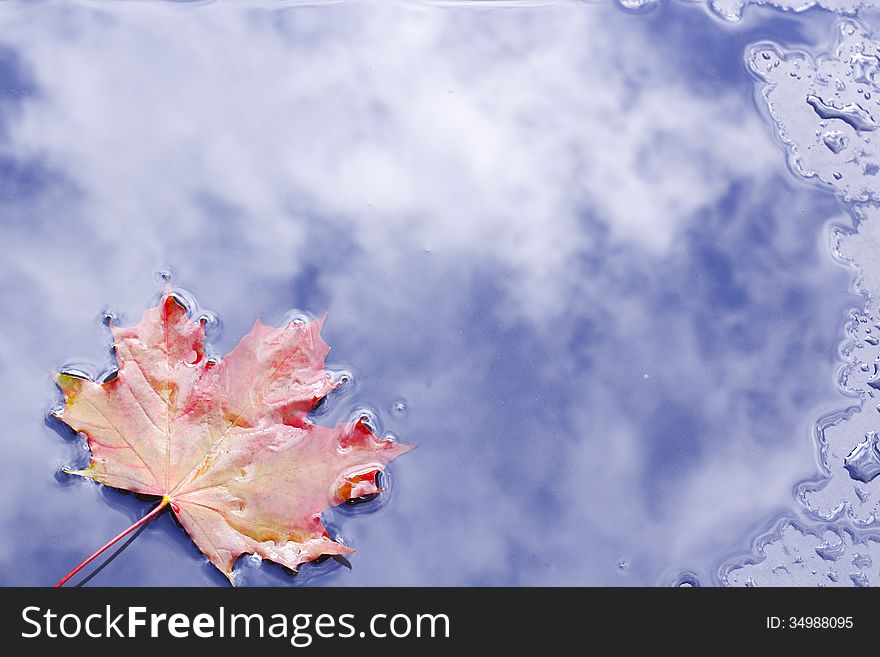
xmin=815 ymin=534 xmax=846 ymax=561
xmin=99 ymin=369 xmax=118 ymax=383
xmin=197 ymin=311 xmax=221 ymax=337
xmin=616 ymin=560 xmax=628 ymax=572
xmin=807 ymin=94 xmax=877 ymax=132
xmin=852 ymin=553 xmax=872 ymax=569
xmin=330 ymin=370 xmax=354 ymax=387
xmin=833 ymin=172 xmax=843 ymax=180
xmin=822 ymin=130 xmax=849 ymax=154
xmin=390 ymin=398 xmax=408 ymax=416
xmin=827 ymin=570 xmax=839 ymax=583
xmin=671 ymin=572 xmax=701 ymax=587
xmin=865 ymin=335 xmax=879 ymax=346
xmin=352 ymin=409 xmax=380 ymax=433
xmin=100 ymin=309 xmax=119 ymax=326
xmin=843 ymin=432 xmax=880 ymax=483
xmin=849 ymin=572 xmax=869 ymax=587
xmin=167 ymin=290 xmax=194 ymax=315
xmin=58 ymin=366 xmax=92 ymax=381
xmin=155 ymin=268 xmax=173 ymax=283
xmin=280 ymin=308 xmax=314 ymax=326
xmin=615 ymin=0 xmax=656 ymax=10
xmin=851 ymin=52 xmax=880 ymax=88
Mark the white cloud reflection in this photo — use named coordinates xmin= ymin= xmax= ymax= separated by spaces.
xmin=0 ymin=1 xmax=856 ymax=585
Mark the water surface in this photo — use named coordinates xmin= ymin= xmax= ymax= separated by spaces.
xmin=0 ymin=0 xmax=867 ymax=586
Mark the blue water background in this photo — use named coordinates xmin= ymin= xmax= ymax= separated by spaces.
xmin=0 ymin=0 xmax=864 ymax=585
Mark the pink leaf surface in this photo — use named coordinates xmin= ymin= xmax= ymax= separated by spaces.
xmin=54 ymin=292 xmax=412 ymax=580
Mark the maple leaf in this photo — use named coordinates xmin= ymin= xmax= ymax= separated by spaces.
xmin=53 ymin=291 xmax=412 ymax=585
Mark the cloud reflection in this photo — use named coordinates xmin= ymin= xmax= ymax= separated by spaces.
xmin=0 ymin=1 xmax=857 ymax=585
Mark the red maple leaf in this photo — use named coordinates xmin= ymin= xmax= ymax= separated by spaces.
xmin=53 ymin=291 xmax=412 ymax=585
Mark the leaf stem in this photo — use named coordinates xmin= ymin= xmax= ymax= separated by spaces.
xmin=55 ymin=497 xmax=170 ymax=587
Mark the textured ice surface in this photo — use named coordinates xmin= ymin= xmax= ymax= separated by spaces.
xmin=748 ymin=20 xmax=880 ymax=202
xmin=797 ymin=204 xmax=880 ymax=524
xmin=724 ymin=519 xmax=880 ymax=586
xmin=614 ymin=0 xmax=880 ymax=23
xmin=746 ymin=24 xmax=880 ymax=528
xmin=711 ymin=0 xmax=878 ymax=23
xmin=727 ymin=17 xmax=880 ymax=585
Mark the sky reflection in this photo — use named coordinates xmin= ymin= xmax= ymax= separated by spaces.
xmin=0 ymin=0 xmax=864 ymax=585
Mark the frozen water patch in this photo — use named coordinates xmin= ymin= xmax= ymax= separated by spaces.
xmin=748 ymin=19 xmax=880 ymax=202
xmin=797 ymin=204 xmax=880 ymax=525
xmin=723 ymin=518 xmax=880 ymax=586
xmin=711 ymin=0 xmax=877 ymax=23
xmin=614 ymin=0 xmax=880 ymax=24
xmin=722 ymin=18 xmax=880 ymax=584
xmin=743 ymin=20 xmax=880 ymax=528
